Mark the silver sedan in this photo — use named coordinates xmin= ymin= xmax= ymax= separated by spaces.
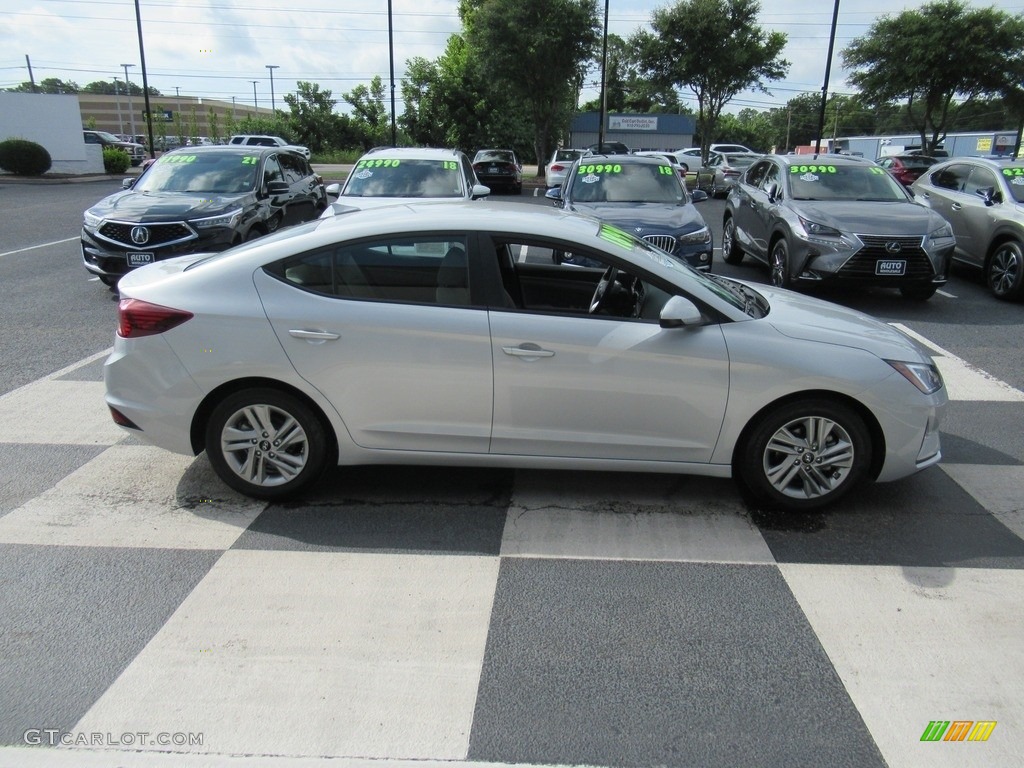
xmin=106 ymin=202 xmax=946 ymax=511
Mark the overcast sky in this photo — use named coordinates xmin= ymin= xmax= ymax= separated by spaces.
xmin=2 ymin=0 xmax=1022 ymax=115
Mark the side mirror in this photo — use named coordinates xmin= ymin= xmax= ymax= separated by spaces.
xmin=690 ymin=189 xmax=708 ymax=203
xmin=659 ymin=295 xmax=706 ymax=329
xmin=766 ymin=182 xmax=781 ymax=203
xmin=545 ymin=187 xmax=564 ymax=205
xmin=121 ymin=178 xmax=135 ymax=190
xmin=325 ymin=182 xmax=341 ymax=199
xmin=266 ymin=180 xmax=289 ymax=196
xmin=472 ymin=183 xmax=491 ymax=199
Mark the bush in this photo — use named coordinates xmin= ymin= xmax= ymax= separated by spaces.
xmin=0 ymin=138 xmax=53 ymax=176
xmin=103 ymin=147 xmax=131 ymax=174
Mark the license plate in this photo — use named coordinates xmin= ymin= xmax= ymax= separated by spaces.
xmin=876 ymin=260 xmax=906 ymax=276
xmin=126 ymin=252 xmax=154 ymax=268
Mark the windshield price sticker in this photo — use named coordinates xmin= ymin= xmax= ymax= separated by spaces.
xmin=800 ymin=173 xmax=820 ymax=182
xmin=578 ymin=164 xmax=623 ymax=174
xmin=441 ymin=161 xmax=458 ymax=171
xmin=241 ymin=157 xmax=258 ymax=165
xmin=658 ymin=166 xmax=674 ymax=175
xmin=790 ymin=165 xmax=837 ymax=174
xmin=356 ymin=159 xmax=402 ymax=169
xmin=1001 ymin=167 xmax=1024 ymax=177
xmin=598 ymin=222 xmax=635 ymax=250
xmin=161 ymin=155 xmax=198 ymax=164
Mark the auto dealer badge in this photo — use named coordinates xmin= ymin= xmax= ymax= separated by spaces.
xmin=130 ymin=226 xmax=150 ymax=245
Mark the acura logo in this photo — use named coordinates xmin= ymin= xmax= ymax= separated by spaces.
xmin=885 ymin=241 xmax=902 ymax=254
xmin=130 ymin=226 xmax=150 ymax=245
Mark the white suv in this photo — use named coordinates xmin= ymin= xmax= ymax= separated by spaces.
xmin=228 ymin=134 xmax=310 ymax=159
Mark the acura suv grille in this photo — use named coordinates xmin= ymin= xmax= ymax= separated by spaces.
xmin=98 ymin=221 xmax=196 ymax=249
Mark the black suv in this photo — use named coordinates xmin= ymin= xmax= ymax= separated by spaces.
xmin=82 ymin=146 xmax=327 ymax=286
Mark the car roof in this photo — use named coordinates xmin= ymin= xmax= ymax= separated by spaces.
xmin=776 ymin=154 xmax=876 ymax=166
xmin=578 ymin=153 xmax=670 ymax=165
xmin=161 ymin=145 xmax=295 ymax=159
xmin=360 ymin=147 xmax=465 ymax=160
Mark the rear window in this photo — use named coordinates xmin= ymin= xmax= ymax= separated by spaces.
xmin=901 ymin=156 xmax=937 ymax=170
xmin=571 ymin=161 xmax=685 ymax=204
xmin=554 ymin=150 xmax=583 ymax=162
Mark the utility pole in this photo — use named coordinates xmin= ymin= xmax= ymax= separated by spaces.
xmin=25 ymin=54 xmax=38 ymax=92
xmin=114 ymin=77 xmax=124 ymax=134
xmin=265 ymin=65 xmax=279 ymax=113
xmin=121 ymin=63 xmax=136 ymax=138
xmin=250 ymin=80 xmax=259 ymax=112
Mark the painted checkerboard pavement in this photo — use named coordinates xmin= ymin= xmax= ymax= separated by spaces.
xmin=1 ymin=331 xmax=1022 ymax=768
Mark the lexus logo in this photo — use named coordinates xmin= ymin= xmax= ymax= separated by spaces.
xmin=884 ymin=241 xmax=902 ymax=254
xmin=130 ymin=226 xmax=150 ymax=245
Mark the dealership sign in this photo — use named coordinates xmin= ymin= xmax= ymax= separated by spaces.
xmin=608 ymin=116 xmax=659 ymax=131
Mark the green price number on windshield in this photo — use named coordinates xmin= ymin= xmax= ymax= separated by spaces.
xmin=442 ymin=161 xmax=458 ymax=170
xmin=1001 ymin=167 xmax=1024 ymax=177
xmin=790 ymin=165 xmax=837 ymax=174
xmin=161 ymin=155 xmax=197 ymax=164
xmin=658 ymin=166 xmax=674 ymax=175
xmin=356 ymin=159 xmax=401 ymax=169
xmin=578 ymin=164 xmax=622 ymax=174
xmin=241 ymin=156 xmax=258 ymax=165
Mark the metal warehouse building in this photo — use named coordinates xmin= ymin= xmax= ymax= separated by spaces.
xmin=569 ymin=112 xmax=697 ymax=153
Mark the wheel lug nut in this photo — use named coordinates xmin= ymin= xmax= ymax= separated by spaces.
xmin=256 ymin=451 xmax=262 ymax=456
xmin=262 ymin=432 xmax=269 ymax=438
xmin=269 ymin=452 xmax=276 ymax=458
xmin=273 ymin=440 xmax=280 ymax=446
xmin=251 ymin=439 xmax=257 ymax=444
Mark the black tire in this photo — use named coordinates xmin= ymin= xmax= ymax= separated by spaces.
xmin=205 ymin=388 xmax=330 ymax=500
xmin=769 ymin=238 xmax=792 ymax=288
xmin=736 ymin=399 xmax=872 ymax=511
xmin=987 ymin=240 xmax=1024 ymax=301
xmin=900 ymin=284 xmax=937 ymax=301
xmin=722 ymin=216 xmax=744 ymax=264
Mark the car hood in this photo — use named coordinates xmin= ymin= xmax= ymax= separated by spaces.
xmin=323 ymin=196 xmax=459 ymax=216
xmin=790 ymin=199 xmax=942 ymax=233
xmin=568 ymin=201 xmax=706 ymax=233
xmin=89 ymin=190 xmax=252 ymax=222
xmin=750 ymin=283 xmax=934 ymax=361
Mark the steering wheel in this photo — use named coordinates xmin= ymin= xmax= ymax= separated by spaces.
xmin=589 ymin=266 xmax=619 ymax=314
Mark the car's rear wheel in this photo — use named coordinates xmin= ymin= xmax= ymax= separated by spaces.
xmin=769 ymin=238 xmax=791 ymax=288
xmin=737 ymin=399 xmax=872 ymax=511
xmin=987 ymin=240 xmax=1024 ymax=300
xmin=722 ymin=217 xmax=744 ymax=264
xmin=205 ymin=388 xmax=330 ymax=500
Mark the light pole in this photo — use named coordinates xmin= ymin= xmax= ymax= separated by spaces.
xmin=265 ymin=65 xmax=279 ymax=113
xmin=113 ymin=77 xmax=124 ymax=134
xmin=121 ymin=63 xmax=136 ymax=138
xmin=250 ymin=80 xmax=259 ymax=112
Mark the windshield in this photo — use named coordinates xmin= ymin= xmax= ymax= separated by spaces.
xmin=999 ymin=166 xmax=1024 ymax=203
xmin=342 ymin=159 xmax=466 ymax=198
xmin=134 ymin=152 xmax=260 ymax=194
xmin=787 ymin=163 xmax=907 ymax=202
xmin=571 ymin=162 xmax=686 ymax=204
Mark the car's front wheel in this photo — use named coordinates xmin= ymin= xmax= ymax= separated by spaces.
xmin=205 ymin=388 xmax=330 ymax=500
xmin=736 ymin=399 xmax=872 ymax=511
xmin=987 ymin=240 xmax=1024 ymax=300
xmin=722 ymin=217 xmax=743 ymax=264
xmin=769 ymin=238 xmax=791 ymax=288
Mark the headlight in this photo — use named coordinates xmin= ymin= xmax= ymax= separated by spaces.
xmin=926 ymin=222 xmax=954 ymax=248
xmin=798 ymin=216 xmax=842 ymax=238
xmin=886 ymin=360 xmax=944 ymax=394
xmin=83 ymin=210 xmax=103 ymax=228
xmin=678 ymin=226 xmax=711 ymax=245
xmin=191 ymin=208 xmax=242 ymax=229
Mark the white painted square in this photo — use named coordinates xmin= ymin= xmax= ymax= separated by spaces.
xmin=0 ymin=380 xmax=124 ymax=445
xmin=781 ymin=563 xmax=1024 ymax=768
xmin=72 ymin=550 xmax=499 ymax=760
xmin=942 ymin=464 xmax=1024 ymax=542
xmin=0 ymin=445 xmax=263 ymax=550
xmin=501 ymin=470 xmax=774 ymax=563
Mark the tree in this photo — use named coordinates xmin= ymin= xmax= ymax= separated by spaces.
xmin=579 ymin=33 xmax=682 ymax=114
xmin=6 ymin=77 xmax=79 ymax=94
xmin=284 ymin=81 xmax=344 ymax=153
xmin=82 ymin=80 xmax=160 ymax=96
xmin=464 ymin=0 xmax=600 ymax=171
xmin=635 ymin=0 xmax=788 ymax=164
xmin=208 ymin=109 xmax=221 ymax=144
xmin=343 ymin=76 xmax=392 ymax=149
xmin=843 ymin=0 xmax=1024 ymax=154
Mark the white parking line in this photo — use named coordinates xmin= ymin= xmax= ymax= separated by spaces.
xmin=0 ymin=237 xmax=78 ymax=258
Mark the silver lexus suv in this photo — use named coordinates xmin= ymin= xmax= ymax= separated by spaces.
xmin=911 ymin=157 xmax=1024 ymax=301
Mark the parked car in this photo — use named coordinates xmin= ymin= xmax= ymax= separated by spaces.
xmin=228 ymin=134 xmax=311 ymax=160
xmin=545 ymin=148 xmax=587 ymax=189
xmin=472 ymin=149 xmax=523 ymax=194
xmin=911 ymin=156 xmax=1024 ymax=300
xmin=710 ymin=143 xmax=755 ymax=154
xmin=545 ymin=153 xmax=712 ymax=271
xmin=105 ymin=201 xmax=946 ymax=511
xmin=721 ymin=154 xmax=955 ymax=300
xmin=876 ymin=154 xmax=939 ymax=186
xmin=674 ymin=147 xmax=718 ymax=184
xmin=322 ymin=147 xmax=489 ymax=216
xmin=81 ymin=145 xmax=327 ymax=286
xmin=633 ymin=151 xmax=690 ymax=182
xmin=83 ymin=130 xmax=146 ymax=166
xmin=586 ymin=141 xmax=632 ymax=155
xmin=694 ymin=152 xmax=761 ymax=198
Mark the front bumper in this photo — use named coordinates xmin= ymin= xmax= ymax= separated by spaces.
xmin=789 ymin=232 xmax=953 ymax=287
xmin=82 ymin=224 xmax=238 ymax=279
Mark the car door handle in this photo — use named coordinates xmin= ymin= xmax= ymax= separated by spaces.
xmin=289 ymin=329 xmax=340 ymax=341
xmin=502 ymin=344 xmax=555 ymax=359
xmin=951 ymin=203 xmax=962 ymax=211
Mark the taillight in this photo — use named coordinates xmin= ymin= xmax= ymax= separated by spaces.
xmin=550 ymin=163 xmax=566 ymax=172
xmin=118 ymin=298 xmax=193 ymax=338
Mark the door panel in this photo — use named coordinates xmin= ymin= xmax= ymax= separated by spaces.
xmin=488 ymin=311 xmax=730 ymax=462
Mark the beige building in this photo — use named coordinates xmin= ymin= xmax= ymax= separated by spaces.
xmin=77 ymin=93 xmax=273 ymax=144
